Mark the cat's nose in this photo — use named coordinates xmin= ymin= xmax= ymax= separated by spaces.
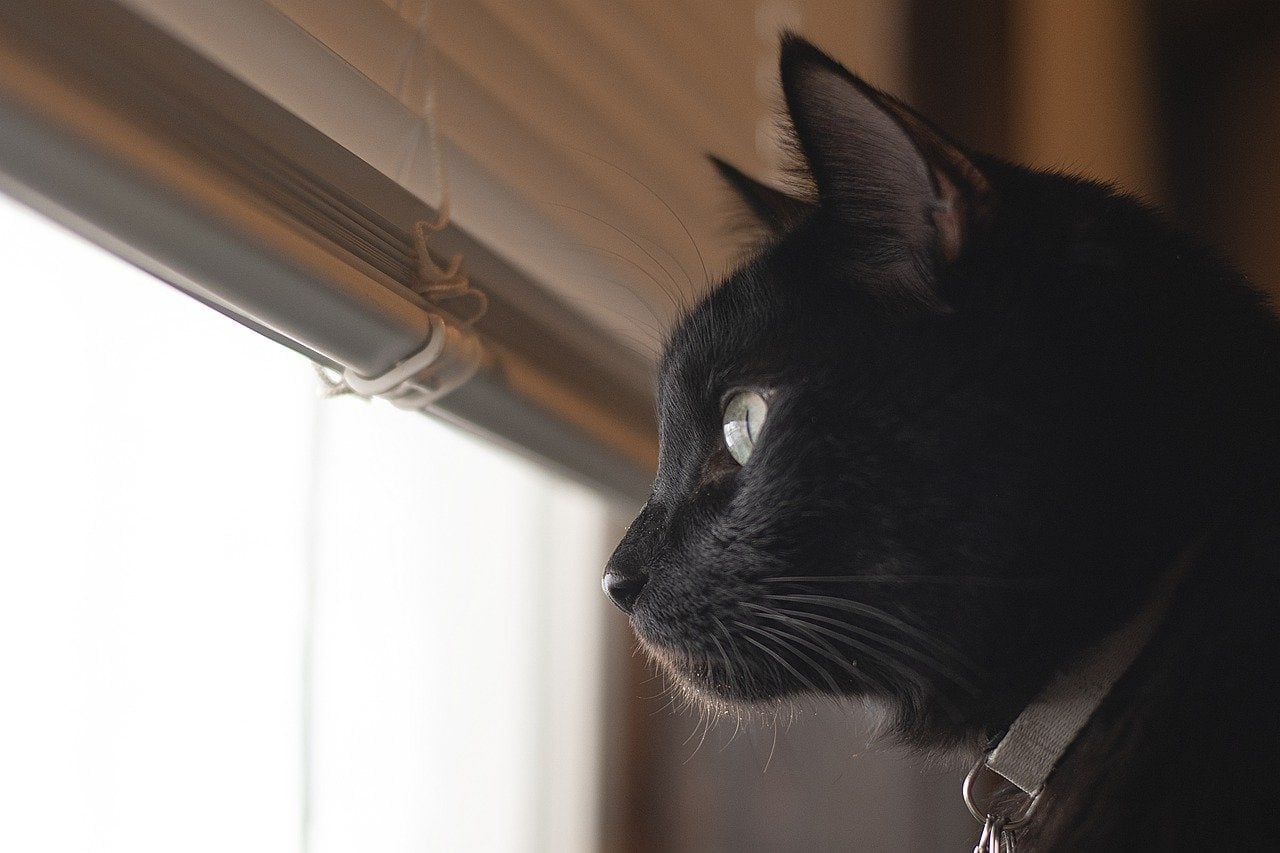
xmin=602 ymin=570 xmax=647 ymax=614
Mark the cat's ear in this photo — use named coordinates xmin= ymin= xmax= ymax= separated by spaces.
xmin=708 ymin=155 xmax=813 ymax=235
xmin=779 ymin=34 xmax=988 ymax=294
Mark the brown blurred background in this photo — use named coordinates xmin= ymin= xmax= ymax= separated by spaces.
xmin=598 ymin=1 xmax=1280 ymax=850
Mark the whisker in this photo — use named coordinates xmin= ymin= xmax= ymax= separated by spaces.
xmin=549 ymin=271 xmax=670 ymax=348
xmin=711 ymin=612 xmax=758 ymax=699
xmin=720 ymin=705 xmax=744 ymax=750
xmin=761 ymin=596 xmax=942 ymax=663
xmin=567 ymin=145 xmax=709 ymax=294
xmin=758 ymin=626 xmax=849 ymax=701
xmin=757 ymin=574 xmax=1054 ymax=589
xmin=682 ymin=711 xmax=705 ymax=747
xmin=736 ymin=630 xmax=825 ymax=698
xmin=741 ymin=608 xmax=861 ymax=680
xmin=635 ymin=232 xmax=697 ymax=310
xmin=765 ymin=593 xmax=979 ymax=679
xmin=764 ymin=713 xmax=779 ymax=773
xmin=773 ymin=603 xmax=979 ymax=697
xmin=744 ymin=602 xmax=943 ymax=692
xmin=707 ymin=614 xmax=741 ymax=692
xmin=567 ymin=244 xmax=680 ymax=327
xmin=649 ymin=694 xmax=678 ymax=716
xmin=743 ymin=602 xmax=881 ymax=662
xmin=548 ymin=202 xmax=686 ymax=309
xmin=734 ymin=620 xmax=841 ymax=694
xmin=687 ymin=708 xmax=714 ymax=761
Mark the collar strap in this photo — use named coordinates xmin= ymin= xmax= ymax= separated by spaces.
xmin=964 ymin=544 xmax=1199 ymax=826
xmin=986 ymin=592 xmax=1164 ymax=794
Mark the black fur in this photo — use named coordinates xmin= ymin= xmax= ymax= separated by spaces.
xmin=605 ymin=34 xmax=1280 ymax=848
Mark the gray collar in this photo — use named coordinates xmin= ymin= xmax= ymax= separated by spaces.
xmin=963 ymin=544 xmax=1199 ymax=846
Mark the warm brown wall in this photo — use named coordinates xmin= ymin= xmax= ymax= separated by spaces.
xmin=1154 ymin=0 xmax=1280 ymax=297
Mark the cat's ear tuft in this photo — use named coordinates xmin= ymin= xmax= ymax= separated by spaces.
xmin=708 ymin=155 xmax=813 ymax=235
xmin=779 ymin=33 xmax=988 ymax=289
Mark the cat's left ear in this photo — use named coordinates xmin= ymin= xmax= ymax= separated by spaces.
xmin=708 ymin=155 xmax=814 ymax=235
xmin=780 ymin=35 xmax=989 ymax=295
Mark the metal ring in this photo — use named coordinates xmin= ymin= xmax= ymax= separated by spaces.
xmin=975 ymin=816 xmax=993 ymax=852
xmin=963 ymin=757 xmax=1041 ymax=831
xmin=987 ymin=818 xmax=1004 ymax=853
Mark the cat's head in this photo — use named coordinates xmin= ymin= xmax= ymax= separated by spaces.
xmin=605 ymin=35 xmax=1264 ymax=746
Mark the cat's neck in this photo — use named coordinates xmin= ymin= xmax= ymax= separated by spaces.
xmin=1017 ymin=497 xmax=1280 ymax=849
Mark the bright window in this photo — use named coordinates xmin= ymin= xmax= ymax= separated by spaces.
xmin=0 ymin=193 xmax=611 ymax=852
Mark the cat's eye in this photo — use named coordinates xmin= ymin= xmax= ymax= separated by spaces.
xmin=722 ymin=390 xmax=769 ymax=466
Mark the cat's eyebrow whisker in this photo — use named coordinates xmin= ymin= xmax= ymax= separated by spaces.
xmin=548 ymin=269 xmax=669 ymax=351
xmin=576 ymin=285 xmax=675 ymax=352
xmin=566 ymin=244 xmax=680 ymax=328
xmin=634 ymin=231 xmax=698 ymax=312
xmin=566 ymin=145 xmax=709 ymax=300
xmin=548 ymin=202 xmax=689 ymax=309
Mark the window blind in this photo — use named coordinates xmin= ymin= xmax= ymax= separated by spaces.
xmin=0 ymin=0 xmax=906 ymax=500
xmin=0 ymin=0 xmax=696 ymax=500
xmin=120 ymin=0 xmax=762 ymax=346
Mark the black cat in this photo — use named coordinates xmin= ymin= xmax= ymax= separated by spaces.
xmin=604 ymin=35 xmax=1280 ymax=850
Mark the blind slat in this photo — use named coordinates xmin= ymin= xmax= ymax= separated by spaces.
xmin=0 ymin=0 xmax=656 ymax=501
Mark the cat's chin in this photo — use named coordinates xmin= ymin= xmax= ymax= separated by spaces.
xmin=640 ymin=637 xmax=783 ymax=710
xmin=639 ymin=634 xmax=992 ymax=757
xmin=638 ymin=634 xmax=861 ymax=714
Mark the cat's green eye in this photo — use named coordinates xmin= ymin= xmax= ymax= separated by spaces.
xmin=722 ymin=390 xmax=769 ymax=466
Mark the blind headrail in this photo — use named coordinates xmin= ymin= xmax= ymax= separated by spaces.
xmin=0 ymin=0 xmax=656 ymax=502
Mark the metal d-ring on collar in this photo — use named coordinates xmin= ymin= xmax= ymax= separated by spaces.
xmin=963 ymin=757 xmax=1040 ymax=852
xmin=961 ymin=543 xmax=1202 ymax=853
xmin=962 ymin=757 xmax=1041 ymax=829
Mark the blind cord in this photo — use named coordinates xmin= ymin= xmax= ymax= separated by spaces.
xmin=313 ymin=2 xmax=485 ymax=401
xmin=407 ymin=2 xmax=486 ymax=325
